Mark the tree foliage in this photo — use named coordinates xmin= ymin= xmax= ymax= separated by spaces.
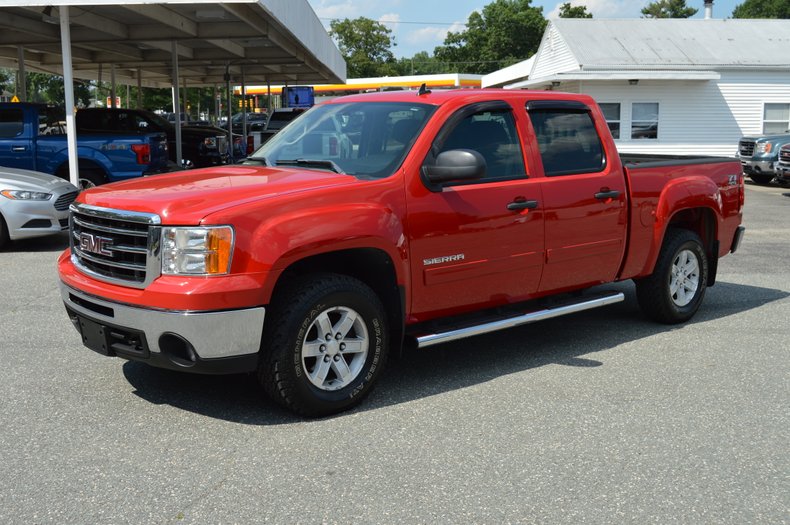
xmin=330 ymin=17 xmax=398 ymax=78
xmin=434 ymin=0 xmax=547 ymax=75
xmin=732 ymin=0 xmax=790 ymax=18
xmin=641 ymin=0 xmax=698 ymax=18
xmin=559 ymin=3 xmax=593 ymax=18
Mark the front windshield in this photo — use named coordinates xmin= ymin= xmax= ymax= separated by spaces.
xmin=247 ymin=101 xmax=436 ymax=179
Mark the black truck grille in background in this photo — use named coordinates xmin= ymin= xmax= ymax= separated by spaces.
xmin=54 ymin=191 xmax=78 ymax=211
xmin=71 ymin=209 xmax=152 ymax=285
xmin=738 ymin=140 xmax=755 ymax=158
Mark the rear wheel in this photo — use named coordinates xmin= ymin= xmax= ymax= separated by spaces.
xmin=635 ymin=229 xmax=708 ymax=324
xmin=79 ymin=169 xmax=106 ymax=190
xmin=258 ymin=273 xmax=389 ymax=417
xmin=749 ymin=173 xmax=774 ymax=185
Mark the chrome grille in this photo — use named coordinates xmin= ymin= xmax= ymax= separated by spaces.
xmin=69 ymin=203 xmax=161 ymax=288
xmin=780 ymin=146 xmax=790 ymax=163
xmin=738 ymin=140 xmax=755 ymax=158
xmin=54 ymin=191 xmax=78 ymax=211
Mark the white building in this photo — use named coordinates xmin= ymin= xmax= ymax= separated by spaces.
xmin=498 ymin=18 xmax=790 ymax=156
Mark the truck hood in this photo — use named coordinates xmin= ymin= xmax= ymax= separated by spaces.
xmin=741 ymin=132 xmax=790 ymax=142
xmin=77 ymin=165 xmax=358 ymax=224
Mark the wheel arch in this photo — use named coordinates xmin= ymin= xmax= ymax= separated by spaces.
xmin=55 ymin=158 xmax=109 ymax=183
xmin=270 ymin=247 xmax=405 ymax=352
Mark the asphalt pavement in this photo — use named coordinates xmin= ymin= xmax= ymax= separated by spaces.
xmin=0 ymin=182 xmax=788 ymax=524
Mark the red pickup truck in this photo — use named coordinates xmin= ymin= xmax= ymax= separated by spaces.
xmin=58 ymin=89 xmax=745 ymax=417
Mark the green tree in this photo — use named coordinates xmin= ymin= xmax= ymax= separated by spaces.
xmin=434 ymin=0 xmax=547 ymax=75
xmin=395 ymin=51 xmax=449 ymax=76
xmin=329 ymin=17 xmax=398 ymax=78
xmin=559 ymin=2 xmax=593 ymax=18
xmin=641 ymin=0 xmax=698 ymax=18
xmin=732 ymin=0 xmax=790 ymax=18
xmin=23 ymin=72 xmax=91 ymax=107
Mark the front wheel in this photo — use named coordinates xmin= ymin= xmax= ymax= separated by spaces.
xmin=258 ymin=274 xmax=389 ymax=417
xmin=635 ymin=229 xmax=708 ymax=324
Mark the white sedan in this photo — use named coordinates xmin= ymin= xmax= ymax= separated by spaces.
xmin=0 ymin=167 xmax=79 ymax=249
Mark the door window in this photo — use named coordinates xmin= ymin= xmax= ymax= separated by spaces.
xmin=436 ymin=109 xmax=525 ymax=183
xmin=528 ymin=109 xmax=604 ymax=176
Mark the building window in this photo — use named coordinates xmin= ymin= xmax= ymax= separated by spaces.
xmin=763 ymin=103 xmax=790 ymax=134
xmin=599 ymin=103 xmax=620 ymax=139
xmin=631 ymin=102 xmax=659 ymax=140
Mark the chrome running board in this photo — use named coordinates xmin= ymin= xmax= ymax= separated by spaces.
xmin=414 ymin=291 xmax=624 ymax=349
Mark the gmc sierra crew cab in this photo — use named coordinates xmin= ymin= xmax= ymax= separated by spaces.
xmin=58 ymin=89 xmax=745 ymax=417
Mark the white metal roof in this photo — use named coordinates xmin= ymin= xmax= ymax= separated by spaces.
xmin=481 ymin=56 xmax=534 ymax=88
xmin=550 ymin=18 xmax=790 ymax=69
xmin=0 ymin=0 xmax=346 ymax=87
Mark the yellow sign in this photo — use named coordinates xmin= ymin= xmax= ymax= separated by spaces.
xmin=10 ymin=95 xmax=19 ymax=103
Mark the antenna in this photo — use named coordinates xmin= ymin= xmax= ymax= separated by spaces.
xmin=417 ymin=83 xmax=431 ymax=96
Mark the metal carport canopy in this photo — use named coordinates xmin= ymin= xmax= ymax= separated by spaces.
xmin=0 ymin=0 xmax=346 ymax=186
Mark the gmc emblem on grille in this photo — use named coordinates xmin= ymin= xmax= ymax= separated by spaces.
xmin=79 ymin=232 xmax=113 ymax=256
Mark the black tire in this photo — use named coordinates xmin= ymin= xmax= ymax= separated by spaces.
xmin=749 ymin=173 xmax=774 ymax=185
xmin=635 ymin=229 xmax=708 ymax=324
xmin=259 ymin=273 xmax=389 ymax=417
xmin=0 ymin=213 xmax=8 ymax=250
xmin=79 ymin=169 xmax=106 ymax=190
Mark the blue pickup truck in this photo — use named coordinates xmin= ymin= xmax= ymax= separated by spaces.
xmin=0 ymin=103 xmax=169 ymax=188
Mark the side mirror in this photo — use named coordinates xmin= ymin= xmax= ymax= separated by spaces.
xmin=422 ymin=149 xmax=486 ymax=185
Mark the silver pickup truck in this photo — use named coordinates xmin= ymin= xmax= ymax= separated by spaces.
xmin=738 ymin=131 xmax=790 ymax=184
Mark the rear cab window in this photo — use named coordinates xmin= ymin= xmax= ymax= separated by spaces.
xmin=526 ymin=101 xmax=605 ymax=176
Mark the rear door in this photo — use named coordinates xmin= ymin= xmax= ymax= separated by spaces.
xmin=407 ymin=101 xmax=545 ymax=319
xmin=525 ymin=100 xmax=627 ymax=293
xmin=0 ymin=107 xmax=35 ymax=170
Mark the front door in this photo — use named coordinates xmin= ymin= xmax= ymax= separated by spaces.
xmin=407 ymin=102 xmax=545 ymax=320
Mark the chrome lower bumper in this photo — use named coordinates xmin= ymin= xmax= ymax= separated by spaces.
xmin=60 ymin=284 xmax=265 ymax=360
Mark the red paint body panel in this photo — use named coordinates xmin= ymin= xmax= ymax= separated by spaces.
xmin=58 ymin=89 xmax=744 ymax=330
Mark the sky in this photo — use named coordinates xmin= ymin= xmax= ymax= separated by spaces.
xmin=306 ymin=0 xmax=743 ymax=59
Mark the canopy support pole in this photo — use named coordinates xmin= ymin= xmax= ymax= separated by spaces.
xmin=16 ymin=47 xmax=26 ymax=102
xmin=171 ymin=40 xmax=183 ymax=169
xmin=60 ymin=6 xmax=79 ymax=187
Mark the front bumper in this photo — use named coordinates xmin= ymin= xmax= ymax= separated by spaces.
xmin=61 ymin=283 xmax=265 ymax=374
xmin=2 ymin=195 xmax=71 ymax=241
xmin=740 ymin=158 xmax=775 ymax=175
xmin=775 ymin=163 xmax=790 ymax=182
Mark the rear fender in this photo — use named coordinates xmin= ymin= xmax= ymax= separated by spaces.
xmin=45 ymin=145 xmax=114 ymax=178
xmin=641 ymin=176 xmax=722 ymax=277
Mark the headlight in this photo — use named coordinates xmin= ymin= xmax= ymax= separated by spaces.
xmin=755 ymin=142 xmax=772 ymax=154
xmin=161 ymin=226 xmax=234 ymax=275
xmin=0 ymin=189 xmax=53 ymax=201
xmin=204 ymin=137 xmax=217 ymax=148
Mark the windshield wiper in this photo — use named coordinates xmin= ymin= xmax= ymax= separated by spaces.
xmin=275 ymin=158 xmax=345 ymax=174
